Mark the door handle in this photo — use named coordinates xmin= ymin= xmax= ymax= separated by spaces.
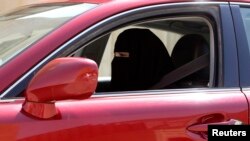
xmin=187 ymin=119 xmax=243 ymax=132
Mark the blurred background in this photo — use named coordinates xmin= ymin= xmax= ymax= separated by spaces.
xmin=0 ymin=0 xmax=64 ymax=13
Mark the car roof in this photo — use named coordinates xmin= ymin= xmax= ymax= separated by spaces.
xmin=36 ymin=0 xmax=250 ymax=5
xmin=62 ymin=0 xmax=250 ymax=4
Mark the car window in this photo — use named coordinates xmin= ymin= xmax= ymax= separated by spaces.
xmin=240 ymin=8 xmax=250 ymax=50
xmin=0 ymin=3 xmax=97 ymax=66
xmin=73 ymin=16 xmax=212 ymax=92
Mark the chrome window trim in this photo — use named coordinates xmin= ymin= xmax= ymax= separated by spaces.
xmin=1 ymin=87 xmax=240 ymax=101
xmin=0 ymin=2 xmax=226 ymax=99
xmin=230 ymin=2 xmax=250 ymax=6
xmin=93 ymin=88 xmax=241 ymax=98
xmin=242 ymin=88 xmax=250 ymax=91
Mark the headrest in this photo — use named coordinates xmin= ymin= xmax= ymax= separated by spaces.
xmin=172 ymin=34 xmax=209 ymax=68
xmin=114 ymin=28 xmax=167 ymax=58
xmin=171 ymin=34 xmax=209 ymax=87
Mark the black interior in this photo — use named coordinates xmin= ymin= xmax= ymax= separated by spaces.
xmin=171 ymin=34 xmax=210 ymax=87
xmin=77 ymin=19 xmax=210 ymax=92
xmin=110 ymin=28 xmax=174 ymax=91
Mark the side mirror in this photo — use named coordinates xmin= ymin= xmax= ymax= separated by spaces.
xmin=22 ymin=57 xmax=98 ymax=119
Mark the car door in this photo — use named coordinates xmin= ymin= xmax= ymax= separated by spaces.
xmin=0 ymin=2 xmax=249 ymax=141
xmin=0 ymin=90 xmax=245 ymax=141
xmin=230 ymin=2 xmax=250 ymax=121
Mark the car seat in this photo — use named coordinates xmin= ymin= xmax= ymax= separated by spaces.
xmin=110 ymin=28 xmax=174 ymax=91
xmin=171 ymin=34 xmax=210 ymax=87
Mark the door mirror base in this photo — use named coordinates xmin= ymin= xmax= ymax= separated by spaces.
xmin=23 ymin=101 xmax=58 ymax=119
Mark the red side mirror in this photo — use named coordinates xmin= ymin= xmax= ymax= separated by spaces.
xmin=22 ymin=57 xmax=98 ymax=119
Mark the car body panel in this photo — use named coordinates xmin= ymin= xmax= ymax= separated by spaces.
xmin=38 ymin=0 xmax=250 ymax=4
xmin=1 ymin=0 xmax=250 ymax=94
xmin=241 ymin=89 xmax=250 ymax=123
xmin=0 ymin=0 xmax=249 ymax=140
xmin=0 ymin=89 xmax=248 ymax=141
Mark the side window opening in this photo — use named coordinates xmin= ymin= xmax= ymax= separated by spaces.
xmin=73 ymin=16 xmax=212 ymax=93
xmin=72 ymin=34 xmax=110 ymax=66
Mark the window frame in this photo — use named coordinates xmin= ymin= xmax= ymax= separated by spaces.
xmin=230 ymin=3 xmax=250 ymax=88
xmin=1 ymin=2 xmax=230 ymax=98
xmin=64 ymin=4 xmax=221 ymax=94
xmin=61 ymin=5 xmax=223 ymax=95
xmin=82 ymin=17 xmax=213 ymax=83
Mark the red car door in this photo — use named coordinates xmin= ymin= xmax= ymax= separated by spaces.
xmin=0 ymin=1 xmax=249 ymax=141
xmin=0 ymin=89 xmax=248 ymax=141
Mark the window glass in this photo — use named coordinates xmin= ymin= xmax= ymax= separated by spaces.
xmin=0 ymin=3 xmax=97 ymax=66
xmin=240 ymin=8 xmax=250 ymax=50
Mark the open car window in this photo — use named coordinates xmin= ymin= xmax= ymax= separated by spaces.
xmin=72 ymin=16 xmax=213 ymax=92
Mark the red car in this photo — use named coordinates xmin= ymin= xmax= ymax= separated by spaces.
xmin=0 ymin=0 xmax=250 ymax=140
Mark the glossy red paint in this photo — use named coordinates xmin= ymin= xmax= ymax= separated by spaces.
xmin=69 ymin=0 xmax=112 ymax=3
xmin=23 ymin=57 xmax=98 ymax=119
xmin=0 ymin=0 xmax=249 ymax=140
xmin=22 ymin=101 xmax=59 ymax=119
xmin=39 ymin=0 xmax=250 ymax=4
xmin=1 ymin=0 xmax=250 ymax=93
xmin=0 ymin=90 xmax=248 ymax=141
xmin=187 ymin=119 xmax=243 ymax=132
xmin=241 ymin=89 xmax=250 ymax=123
xmin=25 ymin=57 xmax=98 ymax=102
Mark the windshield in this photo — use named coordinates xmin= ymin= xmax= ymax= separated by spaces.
xmin=0 ymin=3 xmax=97 ymax=66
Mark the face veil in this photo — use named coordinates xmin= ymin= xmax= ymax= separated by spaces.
xmin=111 ymin=28 xmax=174 ymax=91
